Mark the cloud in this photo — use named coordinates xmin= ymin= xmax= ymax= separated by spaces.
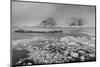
xmin=12 ymin=1 xmax=95 ymax=27
xmin=66 ymin=17 xmax=85 ymax=26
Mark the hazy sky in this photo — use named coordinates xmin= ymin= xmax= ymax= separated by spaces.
xmin=12 ymin=1 xmax=95 ymax=27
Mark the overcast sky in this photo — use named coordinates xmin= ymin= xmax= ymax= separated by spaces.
xmin=12 ymin=1 xmax=95 ymax=27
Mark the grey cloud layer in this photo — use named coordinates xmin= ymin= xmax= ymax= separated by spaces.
xmin=12 ymin=1 xmax=95 ymax=27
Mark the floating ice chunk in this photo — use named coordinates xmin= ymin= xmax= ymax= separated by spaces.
xmin=28 ymin=62 xmax=32 ymax=65
xmin=68 ymin=42 xmax=79 ymax=46
xmin=77 ymin=50 xmax=86 ymax=54
xmin=80 ymin=56 xmax=85 ymax=61
xmin=71 ymin=52 xmax=79 ymax=58
xmin=89 ymin=54 xmax=95 ymax=57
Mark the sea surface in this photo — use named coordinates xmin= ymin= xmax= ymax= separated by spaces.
xmin=11 ymin=26 xmax=96 ymax=65
xmin=11 ymin=27 xmax=95 ymax=40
